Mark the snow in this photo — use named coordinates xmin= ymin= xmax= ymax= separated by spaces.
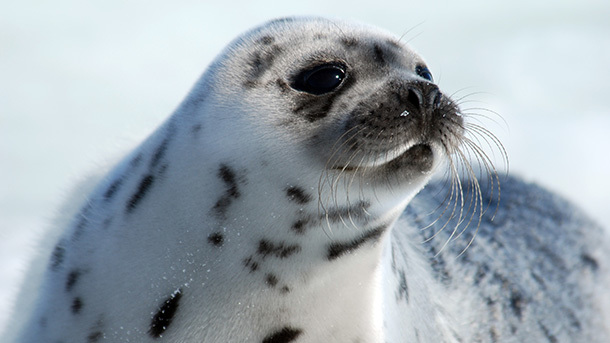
xmin=1 ymin=0 xmax=608 ymax=334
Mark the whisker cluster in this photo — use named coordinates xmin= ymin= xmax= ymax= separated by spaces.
xmin=429 ymin=104 xmax=507 ymax=257
xmin=315 ymin=90 xmax=507 ymax=256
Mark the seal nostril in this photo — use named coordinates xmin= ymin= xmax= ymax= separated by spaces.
xmin=406 ymin=89 xmax=421 ymax=110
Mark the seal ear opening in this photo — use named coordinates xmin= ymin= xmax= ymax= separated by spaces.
xmin=291 ymin=63 xmax=347 ymax=95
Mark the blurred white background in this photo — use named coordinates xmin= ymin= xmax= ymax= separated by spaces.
xmin=1 ymin=0 xmax=609 ymax=333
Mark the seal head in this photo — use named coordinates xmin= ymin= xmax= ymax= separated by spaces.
xmin=197 ymin=17 xmax=463 ymax=199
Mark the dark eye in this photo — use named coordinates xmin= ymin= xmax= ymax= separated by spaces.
xmin=291 ymin=64 xmax=346 ymax=95
xmin=415 ymin=65 xmax=433 ymax=82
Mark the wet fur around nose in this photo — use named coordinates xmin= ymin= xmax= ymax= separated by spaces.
xmin=341 ymin=80 xmax=462 ymax=156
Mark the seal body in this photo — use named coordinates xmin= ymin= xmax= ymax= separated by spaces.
xmin=14 ymin=17 xmax=609 ymax=343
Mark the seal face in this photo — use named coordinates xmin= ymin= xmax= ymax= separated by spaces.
xmin=16 ymin=16 xmax=607 ymax=343
xmin=217 ymin=18 xmax=464 ymax=191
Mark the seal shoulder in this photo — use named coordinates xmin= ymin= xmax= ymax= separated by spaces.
xmin=398 ymin=175 xmax=609 ymax=342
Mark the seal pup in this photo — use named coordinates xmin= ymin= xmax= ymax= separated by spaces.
xmin=13 ymin=17 xmax=609 ymax=342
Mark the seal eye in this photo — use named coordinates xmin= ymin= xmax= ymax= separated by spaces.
xmin=292 ymin=64 xmax=346 ymax=95
xmin=415 ymin=65 xmax=433 ymax=82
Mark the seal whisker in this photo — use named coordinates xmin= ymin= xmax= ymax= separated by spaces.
xmin=318 ymin=125 xmax=367 ymax=225
xmin=345 ymin=154 xmax=370 ymax=230
xmin=319 ymin=127 xmax=370 ymax=232
xmin=447 ymin=86 xmax=481 ymax=100
xmin=452 ymin=147 xmax=484 ymax=238
xmin=397 ymin=22 xmax=425 ymax=45
xmin=430 ymin=146 xmax=472 ymax=256
xmin=464 ymin=122 xmax=509 ymax=172
xmin=421 ymin=147 xmax=464 ymax=246
xmin=450 ymin=146 xmax=487 ymax=257
xmin=460 ymin=137 xmax=502 ymax=218
xmin=461 ymin=109 xmax=508 ymax=129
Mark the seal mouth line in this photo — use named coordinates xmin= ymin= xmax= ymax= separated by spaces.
xmin=330 ymin=142 xmax=433 ymax=172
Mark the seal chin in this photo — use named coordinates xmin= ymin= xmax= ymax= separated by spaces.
xmin=386 ymin=143 xmax=435 ymax=173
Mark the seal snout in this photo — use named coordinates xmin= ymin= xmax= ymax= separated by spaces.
xmin=404 ymin=82 xmax=441 ymax=112
xmin=402 ymin=81 xmax=445 ymax=115
xmin=398 ymin=81 xmax=464 ymax=149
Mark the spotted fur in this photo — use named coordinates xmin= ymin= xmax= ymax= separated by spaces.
xmin=149 ymin=289 xmax=182 ymax=338
xmin=125 ymin=174 xmax=155 ymax=213
xmin=13 ymin=16 xmax=609 ymax=343
xmin=327 ymin=225 xmax=386 ymax=260
xmin=262 ymin=327 xmax=303 ymax=343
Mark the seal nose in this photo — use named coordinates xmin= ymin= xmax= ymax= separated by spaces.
xmin=405 ymin=82 xmax=441 ymax=110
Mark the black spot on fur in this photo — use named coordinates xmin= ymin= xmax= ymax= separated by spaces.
xmin=423 ymin=239 xmax=452 ymax=284
xmin=244 ymin=257 xmax=259 ymax=272
xmin=396 ymin=269 xmax=409 ymax=303
xmin=219 ymin=165 xmax=238 ymax=193
xmin=87 ymin=317 xmax=105 ymax=342
xmin=563 ymin=308 xmax=582 ymax=330
xmin=313 ymin=33 xmax=327 ymax=40
xmin=262 ymin=327 xmax=303 ymax=343
xmin=530 ymin=271 xmax=546 ymax=288
xmin=291 ymin=219 xmax=309 ymax=234
xmin=130 ymin=153 xmax=143 ymax=168
xmin=65 ymin=270 xmax=81 ymax=292
xmin=50 ymin=244 xmax=65 ymax=270
xmin=509 ymin=290 xmax=525 ymax=320
xmin=191 ymin=123 xmax=202 ymax=135
xmin=213 ymin=197 xmax=232 ymax=217
xmin=538 ymin=321 xmax=558 ymax=343
xmin=280 ymin=286 xmax=290 ymax=294
xmin=489 ymin=327 xmax=499 ymax=342
xmin=285 ymin=186 xmax=312 ymax=204
xmin=258 ymin=35 xmax=275 ymax=45
xmin=389 ymin=246 xmax=398 ymax=273
xmin=213 ymin=165 xmax=241 ymax=219
xmin=451 ymin=329 xmax=464 ymax=343
xmin=149 ymin=289 xmax=182 ymax=338
xmin=150 ymin=138 xmax=170 ymax=169
xmin=473 ymin=263 xmax=490 ymax=285
xmin=373 ymin=44 xmax=385 ymax=64
xmin=258 ymin=240 xmax=301 ymax=259
xmin=207 ymin=232 xmax=224 ymax=247
xmin=340 ymin=37 xmax=359 ymax=48
xmin=292 ymin=95 xmax=333 ymax=122
xmin=245 ymin=45 xmax=282 ymax=87
xmin=327 ymin=225 xmax=386 ymax=260
xmin=87 ymin=331 xmax=103 ymax=342
xmin=581 ymin=253 xmax=599 ymax=271
xmin=126 ymin=174 xmax=155 ymax=213
xmin=265 ymin=273 xmax=279 ymax=287
xmin=103 ymin=178 xmax=123 ymax=201
xmin=71 ymin=297 xmax=83 ymax=314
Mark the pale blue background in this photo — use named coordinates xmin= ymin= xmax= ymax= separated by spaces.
xmin=1 ymin=0 xmax=609 ymax=331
